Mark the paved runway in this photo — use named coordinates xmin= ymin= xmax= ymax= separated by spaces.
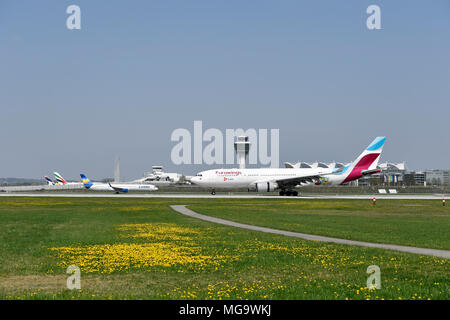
xmin=171 ymin=205 xmax=450 ymax=259
xmin=0 ymin=192 xmax=447 ymax=200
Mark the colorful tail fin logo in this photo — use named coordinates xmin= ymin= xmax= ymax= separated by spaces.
xmin=366 ymin=136 xmax=386 ymax=153
xmin=44 ymin=176 xmax=54 ymax=185
xmin=80 ymin=174 xmax=93 ymax=188
xmin=341 ymin=136 xmax=386 ymax=183
xmin=54 ymin=172 xmax=67 ymax=185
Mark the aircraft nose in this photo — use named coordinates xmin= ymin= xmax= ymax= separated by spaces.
xmin=190 ymin=177 xmax=200 ymax=184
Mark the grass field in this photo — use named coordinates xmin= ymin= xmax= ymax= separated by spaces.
xmin=190 ymin=199 xmax=450 ymax=250
xmin=0 ymin=197 xmax=448 ymax=300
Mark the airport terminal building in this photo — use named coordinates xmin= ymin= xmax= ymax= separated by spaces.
xmin=352 ymin=164 xmax=449 ymax=187
xmin=284 ymin=160 xmax=449 ymax=187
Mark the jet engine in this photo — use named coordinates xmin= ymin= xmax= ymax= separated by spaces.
xmin=248 ymin=181 xmax=278 ymax=192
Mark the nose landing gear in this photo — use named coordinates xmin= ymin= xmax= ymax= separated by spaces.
xmin=211 ymin=189 xmax=216 ymax=195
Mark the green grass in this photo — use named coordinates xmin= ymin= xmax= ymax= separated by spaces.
xmin=191 ymin=199 xmax=450 ymax=250
xmin=0 ymin=197 xmax=448 ymax=300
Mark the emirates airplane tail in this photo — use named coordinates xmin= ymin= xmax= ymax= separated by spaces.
xmin=54 ymin=172 xmax=67 ymax=185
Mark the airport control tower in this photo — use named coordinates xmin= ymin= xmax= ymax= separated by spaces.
xmin=114 ymin=156 xmax=120 ymax=183
xmin=234 ymin=136 xmax=251 ymax=169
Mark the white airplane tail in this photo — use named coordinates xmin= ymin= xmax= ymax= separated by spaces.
xmin=335 ymin=137 xmax=386 ymax=184
xmin=44 ymin=176 xmax=54 ymax=185
xmin=54 ymin=172 xmax=67 ymax=185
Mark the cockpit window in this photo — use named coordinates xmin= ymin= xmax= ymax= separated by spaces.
xmin=196 ymin=173 xmax=202 ymax=177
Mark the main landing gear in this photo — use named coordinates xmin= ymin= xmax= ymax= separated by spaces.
xmin=279 ymin=190 xmax=298 ymax=197
xmin=211 ymin=189 xmax=216 ymax=195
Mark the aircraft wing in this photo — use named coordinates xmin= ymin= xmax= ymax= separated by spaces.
xmin=273 ymin=174 xmax=326 ymax=188
xmin=108 ymin=183 xmax=127 ymax=193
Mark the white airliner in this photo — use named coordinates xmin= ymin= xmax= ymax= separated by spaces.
xmin=53 ymin=172 xmax=81 ymax=185
xmin=80 ymin=174 xmax=158 ymax=193
xmin=44 ymin=176 xmax=55 ymax=185
xmin=44 ymin=172 xmax=81 ymax=186
xmin=190 ymin=137 xmax=386 ymax=196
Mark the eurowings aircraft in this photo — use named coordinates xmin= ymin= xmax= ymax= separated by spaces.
xmin=190 ymin=136 xmax=386 ymax=196
xmin=80 ymin=174 xmax=158 ymax=193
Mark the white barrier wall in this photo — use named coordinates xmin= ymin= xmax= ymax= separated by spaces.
xmin=0 ymin=184 xmax=84 ymax=192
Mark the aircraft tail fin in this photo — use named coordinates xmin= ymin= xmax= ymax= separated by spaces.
xmin=44 ymin=176 xmax=54 ymax=185
xmin=80 ymin=174 xmax=93 ymax=189
xmin=54 ymin=172 xmax=67 ymax=185
xmin=341 ymin=136 xmax=386 ymax=183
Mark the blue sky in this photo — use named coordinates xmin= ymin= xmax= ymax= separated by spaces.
xmin=1 ymin=0 xmax=449 ymax=179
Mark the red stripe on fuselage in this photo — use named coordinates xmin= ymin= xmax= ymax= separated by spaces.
xmin=342 ymin=153 xmax=380 ymax=183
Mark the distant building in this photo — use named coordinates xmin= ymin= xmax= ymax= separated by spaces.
xmin=354 ymin=162 xmax=407 ymax=186
xmin=284 ymin=162 xmax=347 ymax=169
xmin=414 ymin=171 xmax=426 ymax=185
xmin=425 ymin=170 xmax=450 ymax=186
xmin=140 ymin=166 xmax=184 ymax=184
xmin=283 ymin=159 xmax=450 ymax=187
xmin=403 ymin=171 xmax=426 ymax=186
xmin=377 ymin=162 xmax=407 ymax=186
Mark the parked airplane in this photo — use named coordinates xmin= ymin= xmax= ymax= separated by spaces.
xmin=80 ymin=174 xmax=158 ymax=193
xmin=44 ymin=176 xmax=55 ymax=185
xmin=53 ymin=172 xmax=81 ymax=185
xmin=54 ymin=172 xmax=67 ymax=184
xmin=190 ymin=137 xmax=386 ymax=196
xmin=44 ymin=172 xmax=82 ymax=187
